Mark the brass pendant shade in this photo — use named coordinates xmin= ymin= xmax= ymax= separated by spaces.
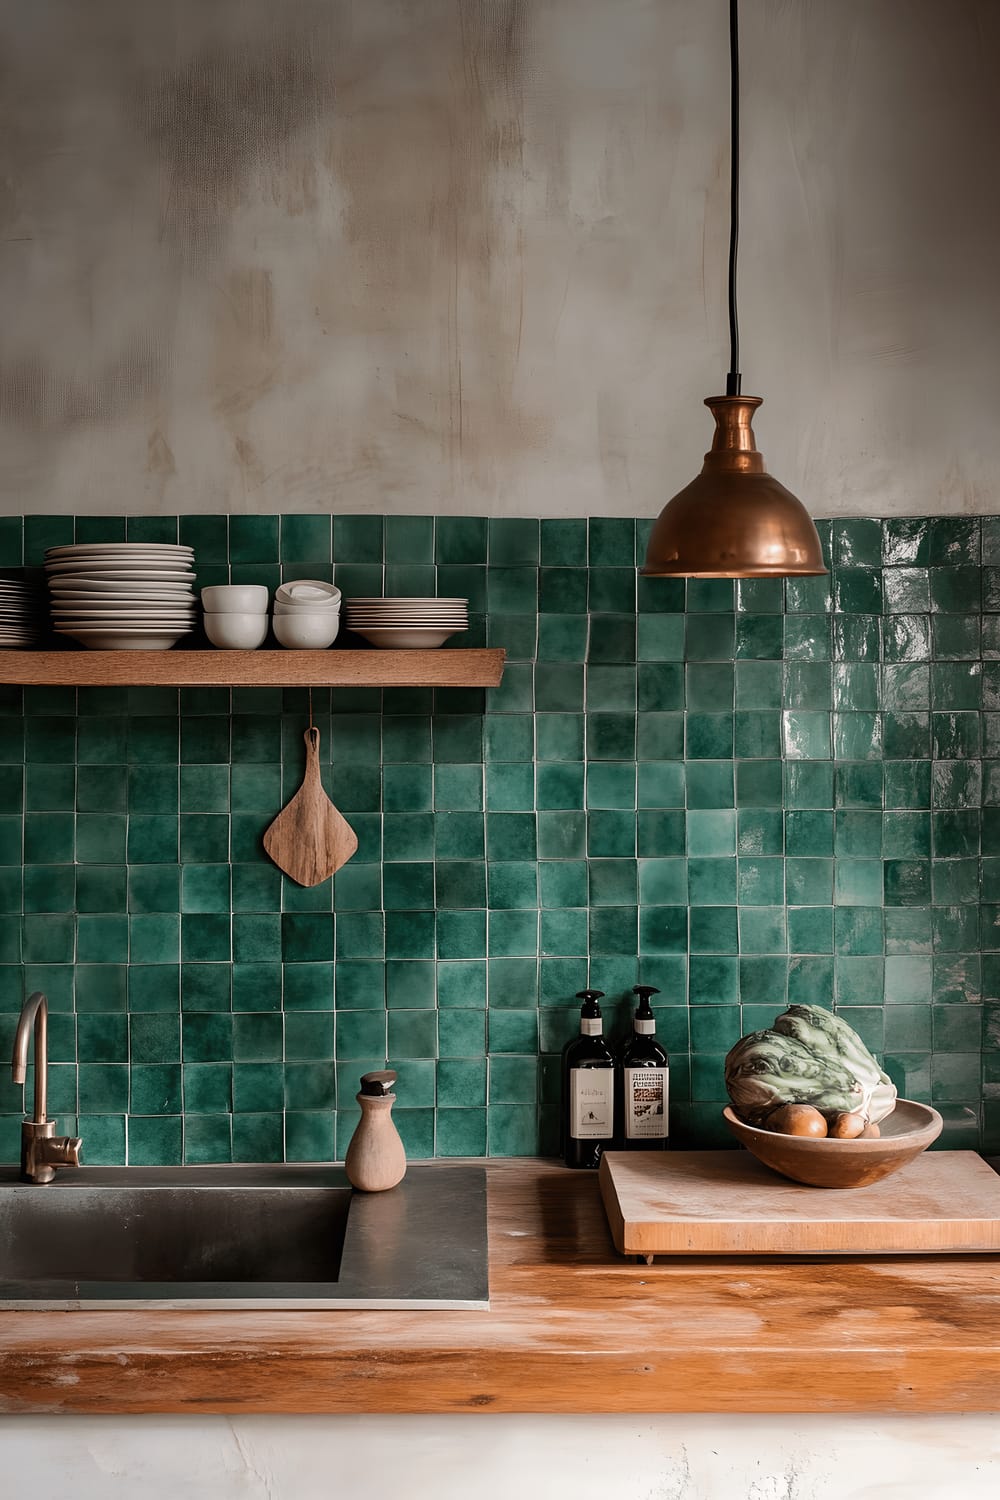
xmin=641 ymin=1 xmax=827 ymax=582
xmin=641 ymin=397 xmax=827 ymax=578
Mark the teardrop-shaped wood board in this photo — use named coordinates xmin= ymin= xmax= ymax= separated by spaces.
xmin=263 ymin=727 xmax=358 ymax=887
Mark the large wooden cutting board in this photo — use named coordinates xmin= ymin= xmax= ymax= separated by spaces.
xmin=599 ymin=1150 xmax=1000 ymax=1258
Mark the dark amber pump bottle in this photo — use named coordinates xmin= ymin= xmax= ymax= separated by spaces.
xmin=561 ymin=989 xmax=616 ymax=1168
xmin=616 ymin=985 xmax=670 ymax=1149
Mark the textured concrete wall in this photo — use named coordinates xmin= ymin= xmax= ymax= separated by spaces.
xmin=0 ymin=0 xmax=997 ymax=517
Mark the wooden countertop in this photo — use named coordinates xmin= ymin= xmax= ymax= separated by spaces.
xmin=2 ymin=1159 xmax=1000 ymax=1415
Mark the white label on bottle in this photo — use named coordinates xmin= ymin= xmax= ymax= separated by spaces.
xmin=581 ymin=1018 xmax=603 ymax=1036
xmin=625 ymin=1067 xmax=669 ymax=1139
xmin=569 ymin=1069 xmax=614 ymax=1138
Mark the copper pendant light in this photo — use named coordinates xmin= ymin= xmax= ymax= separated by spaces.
xmin=641 ymin=1 xmax=826 ymax=580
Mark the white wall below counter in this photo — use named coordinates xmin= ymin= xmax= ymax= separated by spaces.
xmin=5 ymin=1414 xmax=999 ymax=1499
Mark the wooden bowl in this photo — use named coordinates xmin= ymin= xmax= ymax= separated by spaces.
xmin=723 ymin=1099 xmax=943 ymax=1188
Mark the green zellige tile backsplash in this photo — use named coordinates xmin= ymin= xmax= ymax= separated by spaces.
xmin=1 ymin=512 xmax=999 ymax=1163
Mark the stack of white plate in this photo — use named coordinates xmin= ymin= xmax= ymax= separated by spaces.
xmin=0 ymin=578 xmax=46 ymax=648
xmin=45 ymin=542 xmax=198 ymax=650
xmin=344 ymin=596 xmax=469 ymax=649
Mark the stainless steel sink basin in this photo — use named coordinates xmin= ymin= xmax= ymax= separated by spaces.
xmin=0 ymin=1163 xmax=488 ymax=1310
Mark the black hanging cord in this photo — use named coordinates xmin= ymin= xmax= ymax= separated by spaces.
xmin=726 ymin=0 xmax=741 ymax=396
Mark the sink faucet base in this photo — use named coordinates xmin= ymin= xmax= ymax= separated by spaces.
xmin=21 ymin=1119 xmax=82 ymax=1186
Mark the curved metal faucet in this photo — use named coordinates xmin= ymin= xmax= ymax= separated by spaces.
xmin=11 ymin=991 xmax=82 ymax=1184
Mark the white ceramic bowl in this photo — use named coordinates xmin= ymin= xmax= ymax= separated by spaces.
xmin=272 ymin=612 xmax=341 ymax=649
xmin=275 ymin=580 xmax=342 ymax=607
xmin=204 ymin=612 xmax=270 ymax=650
xmin=201 ymin=584 xmax=269 ymax=613
xmin=272 ymin=598 xmax=342 ymax=616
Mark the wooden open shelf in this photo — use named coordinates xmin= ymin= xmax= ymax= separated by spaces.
xmin=0 ymin=648 xmax=505 ymax=689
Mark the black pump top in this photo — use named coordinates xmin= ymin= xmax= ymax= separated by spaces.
xmin=360 ymin=1069 xmax=397 ymax=1097
xmin=632 ymin=984 xmax=660 ymax=1020
xmin=576 ymin=988 xmax=605 ymax=1017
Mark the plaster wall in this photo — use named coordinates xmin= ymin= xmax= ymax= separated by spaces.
xmin=0 ymin=0 xmax=997 ymax=518
xmin=4 ymin=1413 xmax=1000 ymax=1499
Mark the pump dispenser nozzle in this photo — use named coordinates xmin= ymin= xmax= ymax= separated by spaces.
xmin=576 ymin=989 xmax=605 ymax=1017
xmin=632 ymin=984 xmax=660 ymax=1020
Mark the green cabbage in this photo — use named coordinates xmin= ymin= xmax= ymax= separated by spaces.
xmin=725 ymin=1003 xmax=897 ymax=1127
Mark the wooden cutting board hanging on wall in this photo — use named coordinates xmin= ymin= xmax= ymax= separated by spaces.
xmin=263 ymin=726 xmax=358 ymax=887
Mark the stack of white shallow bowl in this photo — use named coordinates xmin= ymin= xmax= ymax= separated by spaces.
xmin=273 ymin=580 xmax=342 ymax=649
xmin=45 ymin=542 xmax=197 ymax=650
xmin=0 ymin=578 xmax=46 ymax=648
xmin=344 ymin=597 xmax=469 ymax=649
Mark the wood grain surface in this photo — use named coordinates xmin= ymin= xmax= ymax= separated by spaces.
xmin=599 ymin=1150 xmax=1000 ymax=1257
xmin=2 ymin=1160 xmax=1000 ymax=1415
xmin=0 ymin=648 xmax=506 ymax=688
xmin=263 ymin=727 xmax=357 ymax=886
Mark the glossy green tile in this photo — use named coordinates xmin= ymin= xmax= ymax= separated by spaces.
xmin=835 ymin=906 xmax=883 ymax=955
xmin=638 ymin=613 xmax=685 ymax=659
xmin=636 ymin=712 xmax=683 ymax=760
xmin=690 ymin=905 xmax=738 ymax=953
xmin=536 ymin=517 xmax=585 ymax=568
xmin=230 ymin=1112 xmax=283 ymax=1163
xmin=733 ymin=704 xmax=782 ymax=758
xmin=737 ymin=857 xmax=784 ymax=906
xmin=787 ymin=955 xmax=834 ymax=1006
xmin=782 ymin=711 xmax=831 ymax=760
xmin=735 ymin=614 xmax=783 ymax=659
xmin=588 ymin=905 xmax=638 ymax=956
xmin=784 ymin=761 xmax=833 ymax=809
xmin=785 ymin=809 xmax=834 ymax=857
xmin=739 ymin=906 xmax=786 ymax=954
xmin=785 ymin=906 xmax=833 ymax=954
xmin=734 ymin=759 xmax=782 ymax=809
xmin=833 ymin=713 xmax=882 ymax=761
xmin=431 ymin=858 xmax=485 ymax=912
xmin=685 ymin=613 xmax=735 ymax=661
xmin=933 ymin=614 xmax=980 ymax=660
xmin=12 ymin=509 xmax=1000 ymax=1155
xmin=634 ymin=809 xmax=680 ymax=857
xmin=685 ymin=713 xmax=733 ymax=760
xmin=883 ymin=954 xmax=933 ymax=1007
xmin=830 ymin=520 xmax=880 ymax=569
xmin=688 ymin=955 xmax=738 ymax=1005
xmin=686 ymin=762 xmax=734 ymax=810
xmin=24 ymin=864 xmax=74 ymax=913
xmin=487 ymin=1010 xmax=538 ymax=1054
xmin=586 ymin=713 xmax=635 ymax=761
xmin=127 ymin=864 xmax=179 ymax=915
xmin=687 ymin=811 xmax=736 ymax=857
xmin=128 ymin=815 xmax=179 ymax=864
xmin=835 ymin=811 xmax=883 ymax=858
xmin=931 ymin=662 xmax=981 ymax=710
xmin=885 ymin=902 xmax=936 ymax=952
xmin=884 ymin=859 xmax=932 ymax=906
xmin=834 ymin=568 xmax=882 ymax=615
xmin=884 ymin=760 xmax=931 ymax=809
xmin=834 ymin=959 xmax=884 ymax=1008
xmin=883 ymin=615 xmax=929 ymax=663
xmin=884 ymin=520 xmax=930 ymax=567
xmin=588 ymin=615 xmax=635 ymax=665
xmin=934 ymin=858 xmax=979 ymax=905
xmin=786 ymin=615 xmax=832 ymax=661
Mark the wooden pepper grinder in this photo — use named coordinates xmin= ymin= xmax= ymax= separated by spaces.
xmin=344 ymin=1070 xmax=406 ymax=1192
